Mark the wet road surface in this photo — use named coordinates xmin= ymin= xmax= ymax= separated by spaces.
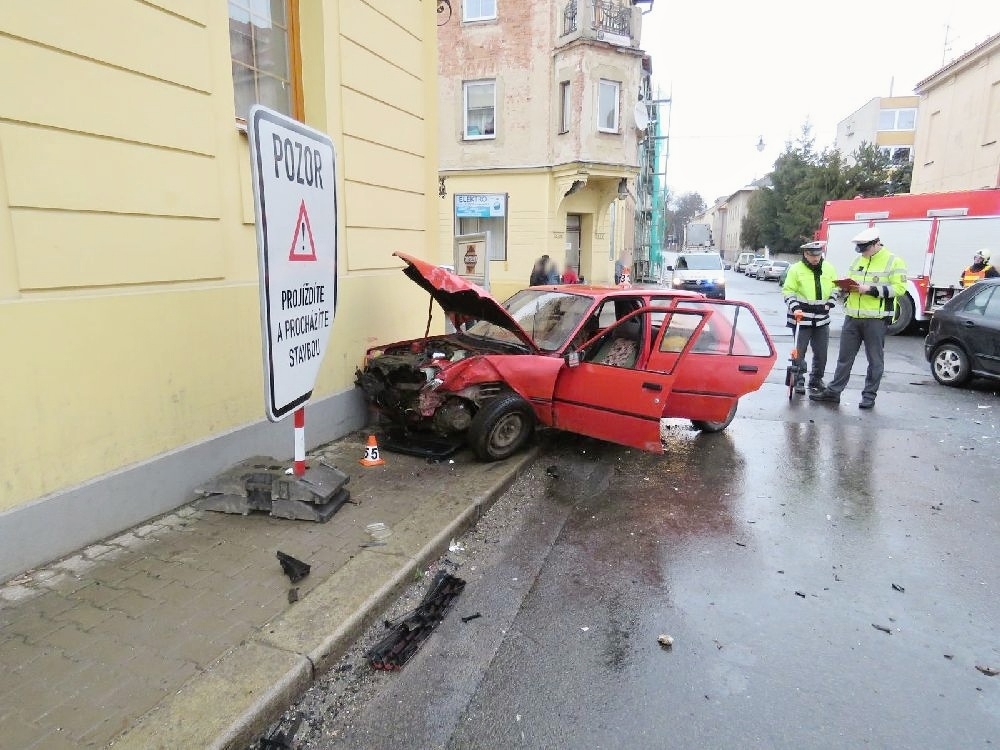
xmin=255 ymin=273 xmax=1000 ymax=749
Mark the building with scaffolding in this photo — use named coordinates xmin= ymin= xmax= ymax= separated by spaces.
xmin=633 ymin=75 xmax=670 ymax=282
xmin=437 ymin=0 xmax=657 ymax=301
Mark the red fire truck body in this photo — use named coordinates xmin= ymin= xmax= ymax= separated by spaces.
xmin=817 ymin=189 xmax=1000 ymax=334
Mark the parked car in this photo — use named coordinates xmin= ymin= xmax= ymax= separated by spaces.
xmin=734 ymin=252 xmax=757 ymax=273
xmin=778 ymin=264 xmax=791 ymax=286
xmin=667 ymin=252 xmax=727 ymax=300
xmin=757 ymin=260 xmax=790 ymax=281
xmin=924 ymin=278 xmax=1000 ymax=387
xmin=356 ymin=253 xmax=777 ymax=461
xmin=745 ymin=257 xmax=768 ymax=276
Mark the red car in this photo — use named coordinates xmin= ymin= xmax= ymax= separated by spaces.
xmin=356 ymin=253 xmax=777 ymax=461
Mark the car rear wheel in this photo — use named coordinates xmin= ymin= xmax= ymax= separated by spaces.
xmin=691 ymin=402 xmax=737 ymax=433
xmin=468 ymin=393 xmax=536 ymax=461
xmin=931 ymin=343 xmax=970 ymax=386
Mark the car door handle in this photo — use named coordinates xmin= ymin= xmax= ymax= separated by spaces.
xmin=738 ymin=364 xmax=759 ymax=372
xmin=642 ymin=382 xmax=663 ymax=391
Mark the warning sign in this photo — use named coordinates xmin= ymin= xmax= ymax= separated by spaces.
xmin=288 ymin=200 xmax=318 ymax=261
xmin=247 ymin=105 xmax=338 ymax=422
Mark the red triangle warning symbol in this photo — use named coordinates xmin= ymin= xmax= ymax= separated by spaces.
xmin=288 ymin=200 xmax=318 ymax=262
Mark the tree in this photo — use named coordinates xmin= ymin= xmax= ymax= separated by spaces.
xmin=843 ymin=142 xmax=892 ymax=197
xmin=741 ymin=124 xmax=915 ymax=258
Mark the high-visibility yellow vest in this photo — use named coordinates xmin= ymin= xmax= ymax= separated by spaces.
xmin=843 ymin=248 xmax=907 ymax=320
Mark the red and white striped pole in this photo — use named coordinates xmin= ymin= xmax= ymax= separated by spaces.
xmin=293 ymin=406 xmax=306 ymax=476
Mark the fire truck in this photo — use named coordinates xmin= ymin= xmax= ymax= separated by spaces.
xmin=817 ymin=189 xmax=1000 ymax=334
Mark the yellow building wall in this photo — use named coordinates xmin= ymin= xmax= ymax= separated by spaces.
xmin=911 ymin=42 xmax=1000 ymax=193
xmin=0 ymin=0 xmax=439 ymax=516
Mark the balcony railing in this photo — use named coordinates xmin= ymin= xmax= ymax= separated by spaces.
xmin=592 ymin=0 xmax=631 ymax=38
xmin=562 ymin=0 xmax=632 ymax=41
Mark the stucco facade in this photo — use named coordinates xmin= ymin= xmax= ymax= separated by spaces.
xmin=437 ymin=0 xmax=650 ymax=302
xmin=0 ymin=1 xmax=440 ymax=580
xmin=910 ymin=33 xmax=1000 ymax=193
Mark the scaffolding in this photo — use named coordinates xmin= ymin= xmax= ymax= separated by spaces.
xmin=634 ymin=88 xmax=671 ymax=282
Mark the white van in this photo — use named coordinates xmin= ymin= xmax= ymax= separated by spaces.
xmin=734 ymin=252 xmax=756 ymax=273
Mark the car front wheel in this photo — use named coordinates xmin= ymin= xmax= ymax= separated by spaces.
xmin=931 ymin=343 xmax=970 ymax=386
xmin=691 ymin=402 xmax=737 ymax=433
xmin=468 ymin=392 xmax=536 ymax=461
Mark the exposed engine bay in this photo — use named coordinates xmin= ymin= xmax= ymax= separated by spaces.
xmin=355 ymin=334 xmax=515 ymax=435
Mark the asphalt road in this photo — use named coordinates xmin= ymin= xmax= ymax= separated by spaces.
xmin=252 ymin=270 xmax=1000 ymax=749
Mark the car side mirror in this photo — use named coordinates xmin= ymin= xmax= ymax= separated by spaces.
xmin=564 ymin=350 xmax=581 ymax=368
xmin=666 ymin=265 xmax=674 ymax=271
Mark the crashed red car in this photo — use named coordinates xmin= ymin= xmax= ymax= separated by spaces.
xmin=356 ymin=252 xmax=777 ymax=461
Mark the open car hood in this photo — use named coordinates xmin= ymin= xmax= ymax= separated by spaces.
xmin=394 ymin=252 xmax=537 ymax=350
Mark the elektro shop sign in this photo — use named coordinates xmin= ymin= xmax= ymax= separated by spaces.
xmin=248 ymin=105 xmax=338 ymax=421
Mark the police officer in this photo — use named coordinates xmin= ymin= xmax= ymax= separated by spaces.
xmin=959 ymin=249 xmax=999 ymax=287
xmin=782 ymin=241 xmax=839 ymax=394
xmin=810 ymin=227 xmax=907 ymax=409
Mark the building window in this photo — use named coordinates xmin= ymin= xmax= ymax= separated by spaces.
xmin=559 ymin=81 xmax=571 ymax=133
xmin=463 ymin=0 xmax=497 ymax=21
xmin=229 ymin=0 xmax=300 ymax=121
xmin=881 ymin=146 xmax=912 ymax=164
xmin=464 ymin=80 xmax=496 ymax=139
xmin=878 ymin=108 xmax=917 ymax=131
xmin=598 ymin=79 xmax=620 ymax=133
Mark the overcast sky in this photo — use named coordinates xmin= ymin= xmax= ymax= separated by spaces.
xmin=639 ymin=1 xmax=1000 ymax=204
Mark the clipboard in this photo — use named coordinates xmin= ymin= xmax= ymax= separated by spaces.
xmin=834 ymin=278 xmax=860 ymax=291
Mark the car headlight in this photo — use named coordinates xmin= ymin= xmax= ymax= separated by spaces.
xmin=672 ymin=277 xmax=684 ymax=287
xmin=713 ymin=276 xmax=725 ymax=285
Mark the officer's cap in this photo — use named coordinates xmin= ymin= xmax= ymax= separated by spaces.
xmin=851 ymin=227 xmax=880 ymax=246
xmin=800 ymin=241 xmax=826 ymax=255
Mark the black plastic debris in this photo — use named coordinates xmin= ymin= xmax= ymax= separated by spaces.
xmin=461 ymin=612 xmax=482 ymax=623
xmin=891 ymin=583 xmax=905 ymax=593
xmin=872 ymin=623 xmax=892 ymax=634
xmin=276 ymin=551 xmax=310 ymax=583
xmin=381 ymin=428 xmax=463 ymax=460
xmin=545 ymin=465 xmax=560 ymax=478
xmin=257 ymin=711 xmax=303 ymax=749
xmin=366 ymin=571 xmax=466 ymax=670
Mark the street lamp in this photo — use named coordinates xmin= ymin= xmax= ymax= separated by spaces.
xmin=756 ymin=136 xmax=765 ymax=153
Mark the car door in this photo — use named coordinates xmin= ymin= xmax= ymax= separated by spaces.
xmin=960 ymin=285 xmax=1000 ymax=376
xmin=551 ymin=309 xmax=677 ymax=453
xmin=647 ymin=300 xmax=776 ymax=423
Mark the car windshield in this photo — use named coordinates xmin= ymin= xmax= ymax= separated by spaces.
xmin=680 ymin=255 xmax=723 ymax=270
xmin=463 ymin=289 xmax=593 ymax=352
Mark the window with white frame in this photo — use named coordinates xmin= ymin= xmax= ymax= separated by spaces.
xmin=463 ymin=0 xmax=497 ymax=21
xmin=464 ymin=80 xmax=496 ymax=139
xmin=878 ymin=108 xmax=917 ymax=131
xmin=598 ymin=79 xmax=620 ymax=133
xmin=559 ymin=81 xmax=571 ymax=133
